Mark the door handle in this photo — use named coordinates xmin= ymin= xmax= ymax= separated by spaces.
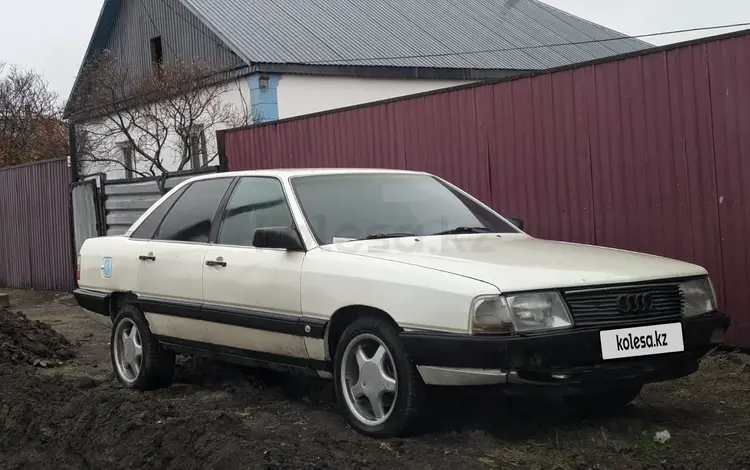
xmin=139 ymin=254 xmax=156 ymax=261
xmin=205 ymin=259 xmax=227 ymax=267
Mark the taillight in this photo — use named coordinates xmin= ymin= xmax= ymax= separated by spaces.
xmin=76 ymin=255 xmax=81 ymax=281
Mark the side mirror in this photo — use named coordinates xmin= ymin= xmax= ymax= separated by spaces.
xmin=506 ymin=217 xmax=524 ymax=231
xmin=253 ymin=227 xmax=305 ymax=251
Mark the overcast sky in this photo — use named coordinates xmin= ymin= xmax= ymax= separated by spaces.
xmin=1 ymin=0 xmax=749 ymax=101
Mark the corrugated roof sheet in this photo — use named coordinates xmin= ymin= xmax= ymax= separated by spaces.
xmin=180 ymin=0 xmax=650 ymax=70
xmin=66 ymin=0 xmax=650 ymax=115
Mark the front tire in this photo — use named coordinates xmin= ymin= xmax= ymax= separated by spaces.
xmin=111 ymin=304 xmax=175 ymax=391
xmin=333 ymin=316 xmax=425 ymax=438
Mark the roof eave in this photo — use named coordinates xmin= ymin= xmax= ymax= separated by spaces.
xmin=249 ymin=63 xmax=531 ymax=80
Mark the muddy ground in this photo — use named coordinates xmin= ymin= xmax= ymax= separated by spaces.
xmin=1 ymin=289 xmax=750 ymax=469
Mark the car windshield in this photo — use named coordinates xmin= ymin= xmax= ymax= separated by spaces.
xmin=290 ymin=173 xmax=518 ymax=245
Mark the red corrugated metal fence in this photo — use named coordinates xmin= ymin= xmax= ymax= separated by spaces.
xmin=222 ymin=32 xmax=750 ymax=347
xmin=0 ymin=158 xmax=74 ymax=291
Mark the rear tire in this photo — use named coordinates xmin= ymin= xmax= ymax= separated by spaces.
xmin=565 ymin=385 xmax=643 ymax=413
xmin=333 ymin=316 xmax=425 ymax=438
xmin=110 ymin=304 xmax=174 ymax=391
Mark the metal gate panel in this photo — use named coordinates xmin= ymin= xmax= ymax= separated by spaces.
xmin=71 ymin=180 xmax=101 ymax=254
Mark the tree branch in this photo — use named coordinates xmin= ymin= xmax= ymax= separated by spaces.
xmin=71 ymin=51 xmax=251 ymax=191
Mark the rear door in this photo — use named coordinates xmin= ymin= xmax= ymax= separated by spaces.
xmin=201 ymin=176 xmax=309 ymax=360
xmin=135 ymin=177 xmax=234 ymax=343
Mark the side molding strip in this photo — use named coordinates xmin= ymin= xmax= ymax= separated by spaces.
xmin=136 ymin=296 xmax=327 ymax=339
xmin=155 ymin=335 xmax=332 ymax=372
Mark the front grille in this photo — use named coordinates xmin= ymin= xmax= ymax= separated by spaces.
xmin=563 ymin=282 xmax=684 ymax=328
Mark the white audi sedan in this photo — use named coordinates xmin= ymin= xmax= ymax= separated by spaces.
xmin=74 ymin=169 xmax=730 ymax=437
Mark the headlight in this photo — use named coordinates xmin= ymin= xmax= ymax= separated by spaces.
xmin=681 ymin=277 xmax=716 ymax=317
xmin=471 ymin=295 xmax=513 ymax=333
xmin=471 ymin=291 xmax=572 ymax=334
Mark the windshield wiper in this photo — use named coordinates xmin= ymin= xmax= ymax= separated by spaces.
xmin=361 ymin=232 xmax=415 ymax=240
xmin=430 ymin=226 xmax=494 ymax=236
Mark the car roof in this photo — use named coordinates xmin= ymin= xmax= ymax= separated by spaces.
xmin=188 ymin=168 xmax=431 ymax=181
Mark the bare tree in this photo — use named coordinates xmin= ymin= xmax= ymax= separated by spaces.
xmin=71 ymin=50 xmax=253 ymax=193
xmin=0 ymin=63 xmax=67 ymax=168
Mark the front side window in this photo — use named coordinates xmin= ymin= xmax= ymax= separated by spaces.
xmin=217 ymin=177 xmax=294 ymax=247
xmin=290 ymin=173 xmax=517 ymax=245
xmin=154 ymin=177 xmax=233 ymax=243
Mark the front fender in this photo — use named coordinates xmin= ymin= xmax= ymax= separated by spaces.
xmin=300 ymin=248 xmax=498 ymax=333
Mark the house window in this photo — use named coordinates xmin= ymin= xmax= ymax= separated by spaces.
xmin=150 ymin=36 xmax=163 ymax=68
xmin=182 ymin=125 xmax=207 ymax=169
xmin=118 ymin=142 xmax=135 ymax=178
xmin=76 ymin=129 xmax=90 ymax=155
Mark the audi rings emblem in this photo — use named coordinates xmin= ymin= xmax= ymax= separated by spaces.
xmin=616 ymin=293 xmax=654 ymax=313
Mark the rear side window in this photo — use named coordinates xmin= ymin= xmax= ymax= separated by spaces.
xmin=154 ymin=178 xmax=233 ymax=243
xmin=130 ymin=185 xmax=188 ymax=239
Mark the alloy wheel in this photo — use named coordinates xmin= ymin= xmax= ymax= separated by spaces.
xmin=113 ymin=318 xmax=143 ymax=384
xmin=340 ymin=333 xmax=399 ymax=426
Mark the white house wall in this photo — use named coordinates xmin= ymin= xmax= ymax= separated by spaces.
xmin=78 ymin=73 xmax=476 ymax=179
xmin=276 ymin=75 xmax=475 ymax=119
xmin=79 ymin=78 xmax=250 ymax=179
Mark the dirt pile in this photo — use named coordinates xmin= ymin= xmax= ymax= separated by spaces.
xmin=0 ymin=309 xmax=77 ymax=368
xmin=0 ymin=361 xmax=350 ymax=470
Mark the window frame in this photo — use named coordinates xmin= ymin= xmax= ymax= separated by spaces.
xmin=117 ymin=141 xmax=135 ymax=179
xmin=181 ymin=124 xmax=208 ymax=169
xmin=150 ymin=36 xmax=163 ymax=69
xmin=210 ymin=175 xmax=304 ymax=250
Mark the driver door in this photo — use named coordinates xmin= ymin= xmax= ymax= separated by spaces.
xmin=201 ymin=176 xmax=308 ymax=360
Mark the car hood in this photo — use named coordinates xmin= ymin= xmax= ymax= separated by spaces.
xmin=323 ymin=234 xmax=706 ymax=292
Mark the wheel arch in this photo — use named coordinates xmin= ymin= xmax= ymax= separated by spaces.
xmin=108 ymin=291 xmax=139 ymax=319
xmin=325 ymin=304 xmax=400 ymax=361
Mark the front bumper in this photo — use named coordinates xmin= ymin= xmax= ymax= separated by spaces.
xmin=401 ymin=312 xmax=730 ymax=393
